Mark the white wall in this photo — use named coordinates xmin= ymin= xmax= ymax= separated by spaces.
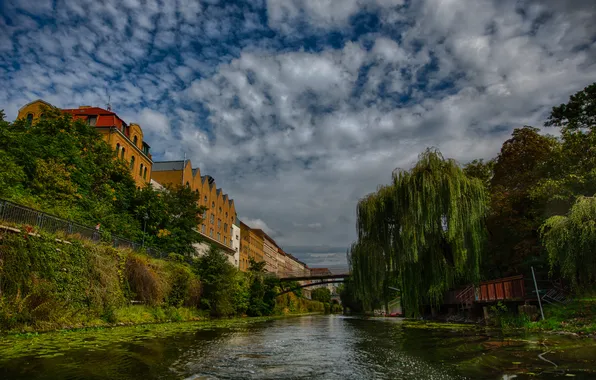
xmin=230 ymin=224 xmax=240 ymax=268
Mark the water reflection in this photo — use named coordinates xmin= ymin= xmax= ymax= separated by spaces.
xmin=0 ymin=315 xmax=595 ymax=379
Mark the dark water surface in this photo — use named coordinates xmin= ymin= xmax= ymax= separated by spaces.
xmin=1 ymin=315 xmax=596 ymax=379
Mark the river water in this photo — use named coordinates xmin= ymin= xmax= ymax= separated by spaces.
xmin=1 ymin=315 xmax=595 ymax=379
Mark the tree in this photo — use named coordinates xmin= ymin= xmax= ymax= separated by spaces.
xmin=338 ymin=279 xmax=364 ymax=313
xmin=352 ymin=149 xmax=488 ymax=316
xmin=540 ymin=196 xmax=596 ymax=290
xmin=311 ymin=287 xmax=331 ymax=303
xmin=193 ymin=246 xmax=237 ymax=317
xmin=463 ymin=159 xmax=494 ymax=190
xmin=486 ymin=127 xmax=559 ymax=277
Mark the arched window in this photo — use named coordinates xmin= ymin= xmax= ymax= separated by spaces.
xmin=26 ymin=113 xmax=33 ymax=126
xmin=225 ymin=212 xmax=228 ymax=218
xmin=121 ymin=148 xmax=125 ymax=159
xmin=211 ymin=201 xmax=215 ymax=209
xmin=133 ymin=136 xmax=138 ymax=146
xmin=116 ymin=143 xmax=121 ymax=155
xmin=204 ymin=195 xmax=207 ymax=202
xmin=130 ymin=156 xmax=135 ymax=170
xmin=144 ymin=167 xmax=147 ymax=179
xmin=219 ymin=207 xmax=222 ymax=213
xmin=139 ymin=163 xmax=144 ymax=176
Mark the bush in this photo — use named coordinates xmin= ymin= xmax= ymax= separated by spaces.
xmin=124 ymin=253 xmax=168 ymax=305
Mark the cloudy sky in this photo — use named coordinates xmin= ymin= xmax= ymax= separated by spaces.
xmin=1 ymin=0 xmax=595 ymax=267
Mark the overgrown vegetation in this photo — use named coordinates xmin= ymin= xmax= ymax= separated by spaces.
xmin=0 ymin=228 xmax=323 ymax=332
xmin=349 ymin=82 xmax=596 ymax=317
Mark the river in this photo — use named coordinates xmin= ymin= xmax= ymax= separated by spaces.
xmin=1 ymin=315 xmax=595 ymax=379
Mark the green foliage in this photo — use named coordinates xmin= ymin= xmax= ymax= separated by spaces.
xmin=0 ymin=111 xmax=204 ymax=255
xmin=192 ymin=247 xmax=238 ymax=317
xmin=540 ymin=196 xmax=596 ymax=289
xmin=338 ymin=279 xmax=364 ymax=313
xmin=352 ymin=149 xmax=488 ymax=316
xmin=486 ymin=126 xmax=558 ymax=277
xmin=311 ymin=287 xmax=331 ymax=303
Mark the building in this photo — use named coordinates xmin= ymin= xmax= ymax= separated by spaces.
xmin=16 ymin=100 xmax=153 ymax=188
xmin=230 ymin=221 xmax=241 ymax=268
xmin=239 ymin=221 xmax=265 ymax=271
xmin=151 ymin=159 xmax=238 ymax=263
xmin=253 ymin=229 xmax=281 ymax=274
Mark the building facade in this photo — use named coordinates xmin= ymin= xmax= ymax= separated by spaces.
xmin=151 ymin=160 xmax=238 ymax=262
xmin=230 ymin=223 xmax=241 ymax=268
xmin=17 ymin=100 xmax=153 ymax=188
xmin=239 ymin=221 xmax=265 ymax=271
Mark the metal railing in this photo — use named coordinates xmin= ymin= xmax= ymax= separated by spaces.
xmin=0 ymin=198 xmax=167 ymax=259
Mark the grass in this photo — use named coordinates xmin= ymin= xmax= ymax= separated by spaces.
xmin=528 ymin=299 xmax=596 ymax=334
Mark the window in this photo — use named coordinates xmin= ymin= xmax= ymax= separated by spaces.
xmin=26 ymin=113 xmax=33 ymax=126
xmin=40 ymin=113 xmax=45 ymax=120
xmin=186 ymin=181 xmax=190 ymax=187
xmin=224 ymin=236 xmax=227 ymax=245
xmin=116 ymin=143 xmax=121 ymax=155
xmin=139 ymin=163 xmax=144 ymax=176
xmin=211 ymin=201 xmax=215 ymax=208
xmin=210 ymin=214 xmax=214 ymax=224
xmin=217 ymin=233 xmax=221 ymax=241
xmin=217 ymin=219 xmax=221 ymax=228
xmin=219 ymin=207 xmax=222 ymax=214
xmin=224 ymin=223 xmax=227 ymax=232
xmin=87 ymin=116 xmax=97 ymax=126
xmin=210 ymin=228 xmax=213 ymax=237
xmin=130 ymin=156 xmax=135 ymax=170
xmin=236 ymin=234 xmax=239 ymax=240
xmin=133 ymin=136 xmax=138 ymax=146
xmin=121 ymin=148 xmax=125 ymax=159
xmin=204 ymin=195 xmax=207 ymax=202
xmin=201 ymin=225 xmax=205 ymax=233
xmin=143 ymin=167 xmax=147 ymax=179
xmin=225 ymin=212 xmax=228 ymax=218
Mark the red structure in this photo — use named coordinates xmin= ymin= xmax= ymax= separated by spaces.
xmin=477 ymin=275 xmax=525 ymax=302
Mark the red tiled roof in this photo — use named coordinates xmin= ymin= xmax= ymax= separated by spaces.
xmin=61 ymin=107 xmax=126 ymax=129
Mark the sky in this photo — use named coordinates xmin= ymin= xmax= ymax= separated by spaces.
xmin=1 ymin=0 xmax=595 ymax=268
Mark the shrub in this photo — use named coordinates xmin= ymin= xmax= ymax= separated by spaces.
xmin=124 ymin=253 xmax=168 ymax=305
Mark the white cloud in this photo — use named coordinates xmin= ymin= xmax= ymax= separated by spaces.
xmin=1 ymin=0 xmax=595 ymax=267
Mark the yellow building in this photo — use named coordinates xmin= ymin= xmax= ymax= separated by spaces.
xmin=16 ymin=100 xmax=153 ymax=187
xmin=239 ymin=221 xmax=265 ymax=271
xmin=151 ymin=160 xmax=238 ymax=256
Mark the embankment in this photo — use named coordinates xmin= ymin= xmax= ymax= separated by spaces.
xmin=0 ymin=229 xmax=324 ymax=333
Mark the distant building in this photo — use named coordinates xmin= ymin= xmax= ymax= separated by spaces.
xmin=151 ymin=160 xmax=237 ymax=262
xmin=17 ymin=100 xmax=153 ymax=188
xmin=239 ymin=221 xmax=264 ymax=270
xmin=230 ymin=221 xmax=241 ymax=268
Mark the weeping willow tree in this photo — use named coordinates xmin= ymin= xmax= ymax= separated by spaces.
xmin=540 ymin=196 xmax=596 ymax=289
xmin=351 ymin=149 xmax=488 ymax=316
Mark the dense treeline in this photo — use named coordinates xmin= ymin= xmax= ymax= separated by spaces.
xmin=0 ymin=108 xmax=203 ymax=255
xmin=349 ymin=83 xmax=596 ymax=316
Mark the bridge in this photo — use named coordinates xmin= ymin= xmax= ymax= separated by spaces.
xmin=276 ymin=266 xmax=351 ymax=282
xmin=274 ymin=267 xmax=351 ymax=296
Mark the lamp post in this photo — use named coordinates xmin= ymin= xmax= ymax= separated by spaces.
xmin=142 ymin=213 xmax=149 ymax=248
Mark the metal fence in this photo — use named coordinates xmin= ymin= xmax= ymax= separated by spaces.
xmin=0 ymin=198 xmax=167 ymax=258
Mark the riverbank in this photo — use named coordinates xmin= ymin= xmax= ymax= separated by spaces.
xmin=0 ymin=229 xmax=325 ymax=334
